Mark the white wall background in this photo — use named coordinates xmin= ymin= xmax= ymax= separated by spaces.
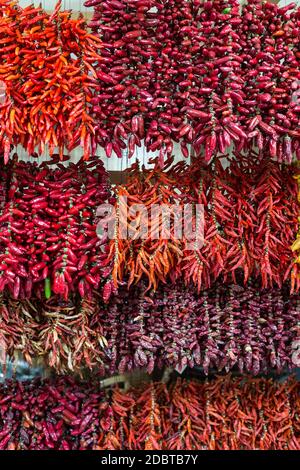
xmin=14 ymin=0 xmax=300 ymax=169
xmin=18 ymin=1 xmax=91 ymax=16
xmin=17 ymin=1 xmax=299 ymax=15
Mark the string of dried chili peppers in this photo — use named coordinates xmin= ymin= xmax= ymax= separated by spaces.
xmin=0 ymin=155 xmax=111 ymax=299
xmin=105 ymin=155 xmax=300 ymax=298
xmin=104 ymin=156 xmax=186 ymax=296
xmin=0 ymin=293 xmax=109 ymax=375
xmin=0 ymin=154 xmax=299 ymax=300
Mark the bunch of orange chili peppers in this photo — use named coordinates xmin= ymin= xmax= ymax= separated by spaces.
xmin=0 ymin=292 xmax=108 ymax=374
xmin=0 ymin=0 xmax=101 ymax=162
xmin=105 ymin=154 xmax=300 ymax=298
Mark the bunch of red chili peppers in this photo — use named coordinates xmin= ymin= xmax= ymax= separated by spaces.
xmin=0 ymin=0 xmax=101 ymax=162
xmin=0 ymin=375 xmax=299 ymax=450
xmin=106 ymin=155 xmax=300 ymax=298
xmin=1 ymin=280 xmax=299 ymax=375
xmin=85 ymin=0 xmax=300 ymax=163
xmin=0 ymin=155 xmax=111 ymax=299
xmin=105 ymin=280 xmax=300 ymax=376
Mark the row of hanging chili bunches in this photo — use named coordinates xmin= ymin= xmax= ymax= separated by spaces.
xmin=0 ymin=0 xmax=101 ymax=162
xmin=0 ymin=0 xmax=300 ymax=164
xmin=0 ymin=375 xmax=299 ymax=450
xmin=0 ymin=0 xmax=299 ymax=453
xmin=0 ymin=280 xmax=299 ymax=375
xmin=0 ymin=156 xmax=111 ymax=299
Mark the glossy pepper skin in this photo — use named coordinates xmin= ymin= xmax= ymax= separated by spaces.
xmin=0 ymin=0 xmax=102 ymax=162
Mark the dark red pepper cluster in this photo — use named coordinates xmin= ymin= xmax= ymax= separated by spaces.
xmin=0 ymin=375 xmax=299 ymax=450
xmin=1 ymin=280 xmax=299 ymax=375
xmin=0 ymin=0 xmax=102 ymax=162
xmin=0 ymin=376 xmax=105 ymax=450
xmin=85 ymin=0 xmax=300 ymax=163
xmin=0 ymin=155 xmax=111 ymax=299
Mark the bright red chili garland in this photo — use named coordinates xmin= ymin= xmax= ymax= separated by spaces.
xmin=0 ymin=155 xmax=111 ymax=299
xmin=1 ymin=155 xmax=298 ymax=301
